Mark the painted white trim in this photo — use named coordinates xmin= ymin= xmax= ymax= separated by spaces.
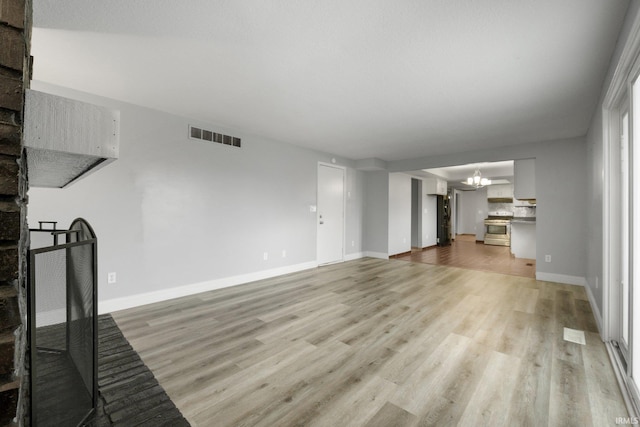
xmin=604 ymin=13 xmax=640 ymax=108
xmin=344 ymin=252 xmax=364 ymax=261
xmin=344 ymin=252 xmax=396 ymax=261
xmin=99 ymin=261 xmax=318 ymax=314
xmin=631 ymin=370 xmax=640 ymax=418
xmin=35 ymin=308 xmax=66 ymax=328
xmin=585 ymin=279 xmax=603 ymax=334
xmin=535 ymin=272 xmax=586 ymax=287
xmin=363 ymin=251 xmax=389 ymax=260
xmin=602 ymin=104 xmax=614 ymax=342
xmin=606 ymin=341 xmax=640 ymax=418
xmin=602 ymin=2 xmax=640 ymax=346
xmin=602 ymin=10 xmax=640 ymax=411
xmin=600 ymin=9 xmax=640 ymax=415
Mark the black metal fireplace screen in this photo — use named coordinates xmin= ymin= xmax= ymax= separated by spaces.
xmin=28 ymin=218 xmax=98 ymax=427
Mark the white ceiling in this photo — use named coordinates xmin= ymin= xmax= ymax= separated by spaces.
xmin=410 ymin=160 xmax=514 ymax=189
xmin=423 ymin=160 xmax=514 ymax=181
xmin=31 ymin=0 xmax=629 ymax=162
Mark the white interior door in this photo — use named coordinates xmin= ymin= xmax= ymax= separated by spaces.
xmin=317 ymin=164 xmax=345 ymax=265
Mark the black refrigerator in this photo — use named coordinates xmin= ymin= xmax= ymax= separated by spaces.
xmin=437 ymin=194 xmax=451 ymax=246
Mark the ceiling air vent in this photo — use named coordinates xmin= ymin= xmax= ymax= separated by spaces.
xmin=189 ymin=125 xmax=241 ymax=148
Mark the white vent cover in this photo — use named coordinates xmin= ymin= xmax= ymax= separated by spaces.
xmin=189 ymin=125 xmax=241 ymax=148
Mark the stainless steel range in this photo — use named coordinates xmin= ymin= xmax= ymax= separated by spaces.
xmin=484 ymin=211 xmax=513 ymax=246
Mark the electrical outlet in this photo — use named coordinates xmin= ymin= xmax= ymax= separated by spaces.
xmin=351 ymin=240 xmax=355 ymax=247
xmin=545 ymin=255 xmax=551 ymax=263
xmin=263 ymin=252 xmax=268 ymax=261
xmin=107 ymin=272 xmax=116 ymax=284
xmin=282 ymin=250 xmax=286 ymax=258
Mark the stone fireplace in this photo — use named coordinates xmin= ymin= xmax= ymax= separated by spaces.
xmin=0 ymin=0 xmax=32 ymax=425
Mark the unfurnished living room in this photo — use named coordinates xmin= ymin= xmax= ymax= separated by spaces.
xmin=3 ymin=1 xmax=640 ymax=426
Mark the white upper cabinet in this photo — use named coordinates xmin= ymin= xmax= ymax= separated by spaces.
xmin=487 ymin=184 xmax=513 ymax=199
xmin=514 ymin=158 xmax=536 ymax=200
xmin=425 ymin=177 xmax=447 ymax=195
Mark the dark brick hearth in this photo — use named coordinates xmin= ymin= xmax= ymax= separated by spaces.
xmin=0 ymin=0 xmax=31 ymax=425
xmin=89 ymin=315 xmax=189 ymax=427
xmin=32 ymin=315 xmax=189 ymax=426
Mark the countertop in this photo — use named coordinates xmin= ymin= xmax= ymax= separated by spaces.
xmin=511 ymin=217 xmax=536 ymax=224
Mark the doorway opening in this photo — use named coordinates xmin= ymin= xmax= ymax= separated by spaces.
xmin=399 ymin=161 xmax=536 ymax=278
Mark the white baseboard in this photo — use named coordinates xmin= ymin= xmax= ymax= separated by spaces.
xmin=99 ymin=261 xmax=318 ymax=315
xmin=363 ymin=251 xmax=389 ymax=260
xmin=606 ymin=341 xmax=640 ymax=419
xmin=584 ymin=280 xmax=603 ymax=334
xmin=344 ymin=252 xmax=364 ymax=261
xmin=536 ymin=272 xmax=586 ymax=287
xmin=36 ymin=308 xmax=66 ymax=327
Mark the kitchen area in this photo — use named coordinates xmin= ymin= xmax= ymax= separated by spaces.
xmin=491 ymin=159 xmax=536 ymax=259
xmin=484 ymin=180 xmax=537 ymax=259
xmin=408 ymin=159 xmax=537 ymax=275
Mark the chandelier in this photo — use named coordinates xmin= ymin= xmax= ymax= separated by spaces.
xmin=466 ymin=168 xmax=491 ymax=188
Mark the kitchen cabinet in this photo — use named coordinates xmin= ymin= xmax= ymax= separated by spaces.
xmin=511 ymin=221 xmax=536 ymax=259
xmin=425 ymin=177 xmax=447 ymax=195
xmin=514 ymin=198 xmax=536 ymax=207
xmin=487 ymin=184 xmax=513 ymax=199
xmin=514 ymin=158 xmax=536 ymax=200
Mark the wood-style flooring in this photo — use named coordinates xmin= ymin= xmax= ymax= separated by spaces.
xmin=113 ymin=258 xmax=626 ymax=427
xmin=394 ymin=234 xmax=536 ymax=278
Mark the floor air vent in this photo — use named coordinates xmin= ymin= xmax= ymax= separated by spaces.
xmin=189 ymin=125 xmax=241 ymax=147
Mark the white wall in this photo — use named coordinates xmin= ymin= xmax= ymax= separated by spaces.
xmin=362 ymin=170 xmax=389 ymax=256
xmin=457 ymin=191 xmax=477 ymax=235
xmin=28 ymin=82 xmax=365 ymax=310
xmin=29 ymin=68 xmax=599 ymax=312
xmin=456 ymin=188 xmax=488 ymax=240
xmin=411 ymin=177 xmax=437 ymax=248
xmin=423 ymin=194 xmax=437 ymax=247
xmin=388 ymin=173 xmax=412 ymax=256
xmin=346 ymin=167 xmax=365 ymax=255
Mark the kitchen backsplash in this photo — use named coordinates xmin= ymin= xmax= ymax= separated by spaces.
xmin=513 ymin=206 xmax=536 ymax=218
xmin=488 ymin=202 xmax=512 ymax=212
xmin=488 ymin=202 xmax=536 ymax=218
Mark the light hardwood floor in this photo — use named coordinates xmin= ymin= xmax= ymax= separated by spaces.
xmin=394 ymin=234 xmax=536 ymax=278
xmin=113 ymin=258 xmax=627 ymax=426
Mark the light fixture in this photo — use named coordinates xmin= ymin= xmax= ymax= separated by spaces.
xmin=466 ymin=168 xmax=491 ymax=188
